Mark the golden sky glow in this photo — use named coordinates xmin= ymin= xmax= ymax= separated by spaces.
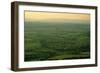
xmin=25 ymin=11 xmax=90 ymax=22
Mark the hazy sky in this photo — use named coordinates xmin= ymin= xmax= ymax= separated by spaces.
xmin=25 ymin=11 xmax=90 ymax=23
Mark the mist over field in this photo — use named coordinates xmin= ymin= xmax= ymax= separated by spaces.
xmin=24 ymin=21 xmax=90 ymax=61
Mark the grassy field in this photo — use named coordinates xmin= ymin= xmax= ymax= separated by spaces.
xmin=24 ymin=21 xmax=90 ymax=61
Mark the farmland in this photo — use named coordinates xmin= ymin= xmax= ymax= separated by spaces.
xmin=24 ymin=21 xmax=90 ymax=61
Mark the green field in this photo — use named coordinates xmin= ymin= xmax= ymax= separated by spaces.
xmin=24 ymin=21 xmax=90 ymax=61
